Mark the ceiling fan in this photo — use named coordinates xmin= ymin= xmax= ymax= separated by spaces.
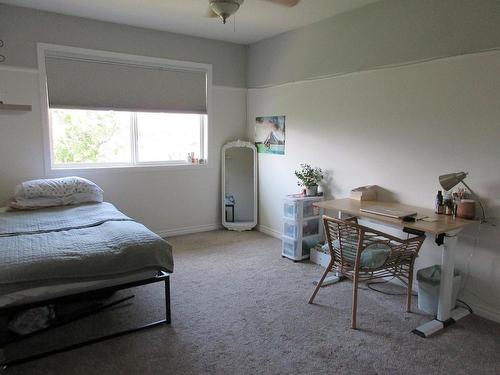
xmin=207 ymin=0 xmax=300 ymax=24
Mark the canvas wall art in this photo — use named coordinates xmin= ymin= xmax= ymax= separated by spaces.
xmin=255 ymin=115 xmax=285 ymax=155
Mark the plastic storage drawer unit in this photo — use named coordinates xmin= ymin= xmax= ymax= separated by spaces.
xmin=281 ymin=195 xmax=323 ymax=261
xmin=282 ymin=235 xmax=321 ymax=260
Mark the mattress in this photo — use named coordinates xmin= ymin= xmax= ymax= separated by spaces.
xmin=0 ymin=271 xmax=157 ymax=308
xmin=0 ymin=202 xmax=173 ymax=306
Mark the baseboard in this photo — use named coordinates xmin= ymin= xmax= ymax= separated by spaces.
xmin=0 ymin=65 xmax=38 ymax=73
xmin=465 ymin=301 xmax=500 ymax=324
xmin=256 ymin=224 xmax=282 ymax=239
xmin=156 ymin=223 xmax=222 ymax=238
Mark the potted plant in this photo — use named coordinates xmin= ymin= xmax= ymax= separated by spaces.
xmin=294 ymin=163 xmax=323 ymax=196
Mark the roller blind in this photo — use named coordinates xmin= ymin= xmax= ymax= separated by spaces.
xmin=45 ymin=56 xmax=207 ymax=114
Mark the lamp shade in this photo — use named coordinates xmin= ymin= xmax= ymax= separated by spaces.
xmin=439 ymin=172 xmax=468 ymax=191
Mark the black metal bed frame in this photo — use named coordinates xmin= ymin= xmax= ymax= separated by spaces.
xmin=0 ymin=271 xmax=171 ymax=370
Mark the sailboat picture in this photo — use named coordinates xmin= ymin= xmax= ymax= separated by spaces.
xmin=255 ymin=116 xmax=286 ymax=155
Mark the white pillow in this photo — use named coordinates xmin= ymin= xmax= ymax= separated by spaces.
xmin=9 ymin=177 xmax=103 ymax=210
xmin=8 ymin=196 xmax=65 ymax=210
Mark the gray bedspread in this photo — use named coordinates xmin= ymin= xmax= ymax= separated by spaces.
xmin=0 ymin=203 xmax=173 ymax=295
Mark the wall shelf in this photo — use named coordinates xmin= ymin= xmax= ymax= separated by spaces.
xmin=0 ymin=103 xmax=32 ymax=111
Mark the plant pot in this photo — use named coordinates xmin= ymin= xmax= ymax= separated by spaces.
xmin=305 ymin=186 xmax=318 ymax=196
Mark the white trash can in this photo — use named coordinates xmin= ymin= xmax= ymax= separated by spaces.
xmin=417 ymin=265 xmax=462 ymax=315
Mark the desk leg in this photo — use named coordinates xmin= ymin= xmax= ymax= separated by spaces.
xmin=413 ymin=230 xmax=470 ymax=338
xmin=437 ymin=233 xmax=457 ymax=321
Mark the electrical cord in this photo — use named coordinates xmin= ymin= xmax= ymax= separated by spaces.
xmin=443 ymin=218 xmax=499 ymax=314
xmin=459 ymin=220 xmax=500 ymax=311
xmin=363 ymin=282 xmax=475 ymax=314
xmin=358 ymin=234 xmax=413 ymax=296
xmin=461 ymin=224 xmax=481 ymax=291
xmin=360 ymin=233 xmax=415 ymax=296
xmin=361 ymin=278 xmax=418 ymax=297
xmin=456 ymin=298 xmax=474 ymax=314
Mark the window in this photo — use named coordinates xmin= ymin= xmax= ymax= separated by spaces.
xmin=39 ymin=43 xmax=212 ymax=171
xmin=50 ymin=108 xmax=206 ymax=168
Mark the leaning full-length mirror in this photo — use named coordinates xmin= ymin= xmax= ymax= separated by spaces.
xmin=222 ymin=141 xmax=257 ymax=231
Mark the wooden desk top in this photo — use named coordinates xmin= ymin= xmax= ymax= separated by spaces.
xmin=313 ymin=198 xmax=478 ymax=235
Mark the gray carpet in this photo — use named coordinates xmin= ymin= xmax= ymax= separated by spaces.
xmin=2 ymin=230 xmax=499 ymax=374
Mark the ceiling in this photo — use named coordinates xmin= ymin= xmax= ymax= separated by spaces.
xmin=1 ymin=0 xmax=382 ymax=44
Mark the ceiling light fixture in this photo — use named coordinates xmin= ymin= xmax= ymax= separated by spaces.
xmin=206 ymin=0 xmax=300 ymax=25
xmin=209 ymin=0 xmax=241 ymax=24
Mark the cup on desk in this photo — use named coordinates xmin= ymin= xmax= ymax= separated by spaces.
xmin=457 ymin=199 xmax=476 ymax=220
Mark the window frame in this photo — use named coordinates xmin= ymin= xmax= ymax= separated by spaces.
xmin=37 ymin=43 xmax=212 ymax=174
xmin=49 ymin=108 xmax=207 ymax=169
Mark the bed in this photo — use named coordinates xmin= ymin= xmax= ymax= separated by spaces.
xmin=0 ymin=201 xmax=174 ymax=368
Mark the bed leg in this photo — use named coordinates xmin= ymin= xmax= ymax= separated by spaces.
xmin=165 ymin=277 xmax=171 ymax=325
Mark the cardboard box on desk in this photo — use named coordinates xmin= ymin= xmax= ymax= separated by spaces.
xmin=350 ymin=185 xmax=378 ymax=201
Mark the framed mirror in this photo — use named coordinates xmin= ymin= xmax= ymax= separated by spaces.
xmin=222 ymin=140 xmax=257 ymax=231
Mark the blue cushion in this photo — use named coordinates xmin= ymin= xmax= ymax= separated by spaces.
xmin=321 ymin=240 xmax=391 ymax=269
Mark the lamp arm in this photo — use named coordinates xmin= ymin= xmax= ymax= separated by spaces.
xmin=460 ymin=180 xmax=486 ymax=222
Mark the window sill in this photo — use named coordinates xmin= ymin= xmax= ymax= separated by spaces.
xmin=46 ymin=162 xmax=210 ymax=176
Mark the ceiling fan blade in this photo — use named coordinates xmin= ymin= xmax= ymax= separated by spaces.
xmin=263 ymin=0 xmax=300 ymax=7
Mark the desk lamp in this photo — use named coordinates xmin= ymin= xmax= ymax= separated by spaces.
xmin=439 ymin=172 xmax=486 ymax=222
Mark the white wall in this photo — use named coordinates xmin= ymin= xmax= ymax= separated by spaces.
xmin=0 ymin=66 xmax=247 ymax=235
xmin=247 ymin=51 xmax=500 ymax=322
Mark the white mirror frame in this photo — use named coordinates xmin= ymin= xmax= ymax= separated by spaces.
xmin=221 ymin=140 xmax=258 ymax=231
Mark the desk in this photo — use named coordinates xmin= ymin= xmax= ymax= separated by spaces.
xmin=313 ymin=198 xmax=479 ymax=337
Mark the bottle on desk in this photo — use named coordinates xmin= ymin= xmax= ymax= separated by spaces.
xmin=443 ymin=191 xmax=453 ymax=215
xmin=435 ymin=190 xmax=444 ymax=214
